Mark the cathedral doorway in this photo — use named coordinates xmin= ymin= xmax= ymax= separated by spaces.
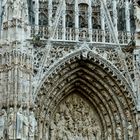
xmin=35 ymin=51 xmax=137 ymax=140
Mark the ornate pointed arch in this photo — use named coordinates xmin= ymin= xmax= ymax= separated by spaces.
xmin=35 ymin=49 xmax=138 ymax=140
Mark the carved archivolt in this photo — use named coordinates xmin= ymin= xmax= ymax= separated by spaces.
xmin=35 ymin=51 xmax=137 ymax=139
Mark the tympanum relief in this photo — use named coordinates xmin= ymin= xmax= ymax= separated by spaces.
xmin=50 ymin=94 xmax=101 ymax=140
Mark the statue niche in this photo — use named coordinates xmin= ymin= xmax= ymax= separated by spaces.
xmin=49 ymin=93 xmax=102 ymax=140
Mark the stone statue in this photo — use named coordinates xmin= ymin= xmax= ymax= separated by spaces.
xmin=7 ymin=107 xmax=15 ymax=139
xmin=23 ymin=110 xmax=29 ymax=140
xmin=116 ymin=124 xmax=122 ymax=140
xmin=2 ymin=0 xmax=7 ymax=22
xmin=3 ymin=0 xmax=14 ymax=21
xmin=107 ymin=127 xmax=112 ymax=140
xmin=3 ymin=0 xmax=28 ymax=22
xmin=0 ymin=109 xmax=7 ymax=139
xmin=125 ymin=110 xmax=131 ymax=121
xmin=29 ymin=111 xmax=37 ymax=140
xmin=21 ymin=0 xmax=28 ymax=22
xmin=127 ymin=122 xmax=133 ymax=140
xmin=114 ymin=112 xmax=120 ymax=123
xmin=16 ymin=108 xmax=23 ymax=139
xmin=13 ymin=0 xmax=22 ymax=19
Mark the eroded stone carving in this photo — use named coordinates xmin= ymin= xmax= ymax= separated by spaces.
xmin=50 ymin=94 xmax=101 ymax=140
xmin=127 ymin=122 xmax=133 ymax=140
xmin=16 ymin=108 xmax=23 ymax=139
xmin=13 ymin=0 xmax=21 ymax=19
xmin=106 ymin=127 xmax=112 ymax=140
xmin=116 ymin=124 xmax=122 ymax=140
xmin=23 ymin=110 xmax=29 ymax=140
xmin=29 ymin=111 xmax=37 ymax=140
xmin=3 ymin=0 xmax=28 ymax=21
xmin=8 ymin=107 xmax=15 ymax=139
xmin=0 ymin=109 xmax=7 ymax=139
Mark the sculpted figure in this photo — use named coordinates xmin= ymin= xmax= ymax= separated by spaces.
xmin=116 ymin=124 xmax=122 ymax=140
xmin=87 ymin=126 xmax=96 ymax=140
xmin=29 ymin=111 xmax=37 ymax=140
xmin=56 ymin=115 xmax=65 ymax=140
xmin=50 ymin=121 xmax=57 ymax=140
xmin=2 ymin=0 xmax=7 ymax=21
xmin=13 ymin=0 xmax=22 ymax=18
xmin=114 ymin=112 xmax=120 ymax=123
xmin=50 ymin=94 xmax=102 ymax=140
xmin=0 ymin=109 xmax=7 ymax=139
xmin=50 ymin=112 xmax=61 ymax=140
xmin=23 ymin=110 xmax=29 ymax=139
xmin=94 ymin=122 xmax=101 ymax=140
xmin=21 ymin=0 xmax=28 ymax=22
xmin=65 ymin=121 xmax=73 ymax=140
xmin=16 ymin=108 xmax=23 ymax=139
xmin=7 ymin=107 xmax=15 ymax=139
xmin=127 ymin=122 xmax=133 ymax=140
xmin=3 ymin=0 xmax=14 ymax=21
xmin=107 ymin=127 xmax=112 ymax=140
xmin=125 ymin=110 xmax=131 ymax=121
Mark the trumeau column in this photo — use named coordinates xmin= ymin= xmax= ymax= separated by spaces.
xmin=88 ymin=0 xmax=92 ymax=42
xmin=75 ymin=0 xmax=79 ymax=41
xmin=125 ymin=0 xmax=131 ymax=32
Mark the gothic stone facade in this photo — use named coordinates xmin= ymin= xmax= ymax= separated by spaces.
xmin=0 ymin=0 xmax=140 ymax=140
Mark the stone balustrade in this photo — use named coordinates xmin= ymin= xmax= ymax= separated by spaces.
xmin=30 ymin=26 xmax=131 ymax=45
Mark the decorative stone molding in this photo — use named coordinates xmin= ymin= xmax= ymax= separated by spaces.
xmin=34 ymin=48 xmax=137 ymax=139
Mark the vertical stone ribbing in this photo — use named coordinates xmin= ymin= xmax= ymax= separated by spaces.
xmin=88 ymin=0 xmax=92 ymax=42
xmin=75 ymin=0 xmax=79 ymax=41
xmin=62 ymin=0 xmax=66 ymax=40
xmin=125 ymin=0 xmax=131 ymax=32
xmin=100 ymin=2 xmax=105 ymax=42
xmin=113 ymin=0 xmax=118 ymax=36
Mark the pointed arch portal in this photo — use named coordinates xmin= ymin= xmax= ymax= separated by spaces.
xmin=35 ymin=50 xmax=137 ymax=140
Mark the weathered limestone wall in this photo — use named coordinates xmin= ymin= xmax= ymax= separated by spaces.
xmin=0 ymin=0 xmax=2 ymax=38
xmin=0 ymin=0 xmax=140 ymax=139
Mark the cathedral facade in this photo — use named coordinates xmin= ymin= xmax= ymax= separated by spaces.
xmin=0 ymin=0 xmax=140 ymax=139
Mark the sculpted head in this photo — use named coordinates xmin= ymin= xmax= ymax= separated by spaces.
xmin=9 ymin=107 xmax=13 ymax=113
